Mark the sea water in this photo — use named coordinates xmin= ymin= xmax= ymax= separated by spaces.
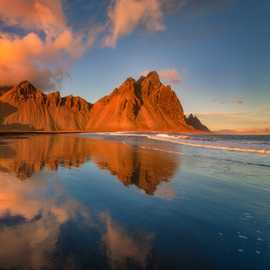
xmin=0 ymin=133 xmax=269 ymax=270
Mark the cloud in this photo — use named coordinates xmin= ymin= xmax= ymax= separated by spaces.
xmin=102 ymin=0 xmax=211 ymax=47
xmin=158 ymin=69 xmax=182 ymax=84
xmin=0 ymin=0 xmax=224 ymax=88
xmin=103 ymin=0 xmax=165 ymax=47
xmin=0 ymin=0 xmax=66 ymax=35
xmin=0 ymin=171 xmax=154 ymax=269
xmin=100 ymin=212 xmax=153 ymax=269
xmin=143 ymin=69 xmax=182 ymax=84
xmin=0 ymin=0 xmax=92 ymax=89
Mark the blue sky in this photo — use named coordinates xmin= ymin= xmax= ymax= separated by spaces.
xmin=0 ymin=0 xmax=269 ymax=130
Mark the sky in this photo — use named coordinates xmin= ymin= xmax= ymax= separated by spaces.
xmin=0 ymin=0 xmax=269 ymax=131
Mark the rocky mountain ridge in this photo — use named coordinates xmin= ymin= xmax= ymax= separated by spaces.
xmin=87 ymin=71 xmax=192 ymax=131
xmin=0 ymin=81 xmax=92 ymax=131
xmin=0 ymin=72 xmax=209 ymax=132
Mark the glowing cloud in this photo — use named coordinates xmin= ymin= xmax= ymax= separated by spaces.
xmin=143 ymin=69 xmax=182 ymax=84
xmin=103 ymin=0 xmax=165 ymax=47
xmin=0 ymin=0 xmax=91 ymax=89
xmin=158 ymin=69 xmax=182 ymax=84
xmin=0 ymin=0 xmax=184 ymax=88
xmin=0 ymin=0 xmax=65 ymax=34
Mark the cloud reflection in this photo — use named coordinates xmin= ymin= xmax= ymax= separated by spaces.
xmin=100 ymin=213 xmax=153 ymax=269
xmin=0 ymin=172 xmax=91 ymax=269
xmin=0 ymin=170 xmax=155 ymax=270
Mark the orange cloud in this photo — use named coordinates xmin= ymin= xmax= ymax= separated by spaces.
xmin=0 ymin=0 xmax=65 ymax=35
xmin=143 ymin=69 xmax=182 ymax=84
xmin=0 ymin=0 xmax=91 ymax=89
xmin=0 ymin=31 xmax=87 ymax=89
xmin=103 ymin=0 xmax=165 ymax=47
xmin=158 ymin=69 xmax=182 ymax=84
xmin=0 ymin=0 xmax=182 ymax=87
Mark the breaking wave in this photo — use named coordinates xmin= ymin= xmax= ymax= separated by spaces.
xmin=147 ymin=134 xmax=270 ymax=155
xmin=90 ymin=132 xmax=270 ymax=155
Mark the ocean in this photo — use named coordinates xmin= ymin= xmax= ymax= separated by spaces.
xmin=0 ymin=133 xmax=269 ymax=269
xmin=93 ymin=132 xmax=270 ymax=154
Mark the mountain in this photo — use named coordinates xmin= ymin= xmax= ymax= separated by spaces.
xmin=185 ymin=114 xmax=210 ymax=132
xmin=0 ymin=80 xmax=92 ymax=131
xmin=87 ymin=71 xmax=191 ymax=131
xmin=0 ymin=72 xmax=209 ymax=132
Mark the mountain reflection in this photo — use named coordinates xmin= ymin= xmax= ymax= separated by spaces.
xmin=0 ymin=134 xmax=180 ymax=269
xmin=0 ymin=134 xmax=180 ymax=194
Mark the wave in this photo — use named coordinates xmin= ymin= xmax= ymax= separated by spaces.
xmin=147 ymin=134 xmax=270 ymax=155
xmin=152 ymin=134 xmax=191 ymax=140
xmin=86 ymin=132 xmax=270 ymax=155
xmin=140 ymin=145 xmax=270 ymax=168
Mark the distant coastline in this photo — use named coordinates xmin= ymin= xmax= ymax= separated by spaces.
xmin=0 ymin=130 xmax=210 ymax=135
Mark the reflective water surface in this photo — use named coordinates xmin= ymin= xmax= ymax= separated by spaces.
xmin=0 ymin=134 xmax=269 ymax=270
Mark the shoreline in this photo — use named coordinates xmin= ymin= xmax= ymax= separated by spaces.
xmin=0 ymin=130 xmax=269 ymax=136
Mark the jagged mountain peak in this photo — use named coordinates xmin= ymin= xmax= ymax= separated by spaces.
xmin=118 ymin=77 xmax=137 ymax=93
xmin=119 ymin=71 xmax=162 ymax=91
xmin=2 ymin=80 xmax=43 ymax=102
xmin=86 ymin=72 xmax=191 ymax=131
xmin=15 ymin=80 xmax=38 ymax=94
xmin=145 ymin=71 xmax=160 ymax=84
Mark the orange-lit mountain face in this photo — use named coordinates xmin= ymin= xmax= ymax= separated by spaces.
xmin=0 ymin=81 xmax=92 ymax=131
xmin=0 ymin=72 xmax=209 ymax=132
xmin=86 ymin=71 xmax=191 ymax=131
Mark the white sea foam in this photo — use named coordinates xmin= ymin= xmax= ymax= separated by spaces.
xmin=144 ymin=134 xmax=270 ymax=155
xmin=84 ymin=132 xmax=270 ymax=155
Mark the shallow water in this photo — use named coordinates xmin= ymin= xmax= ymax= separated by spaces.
xmin=94 ymin=132 xmax=270 ymax=155
xmin=0 ymin=133 xmax=269 ymax=270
